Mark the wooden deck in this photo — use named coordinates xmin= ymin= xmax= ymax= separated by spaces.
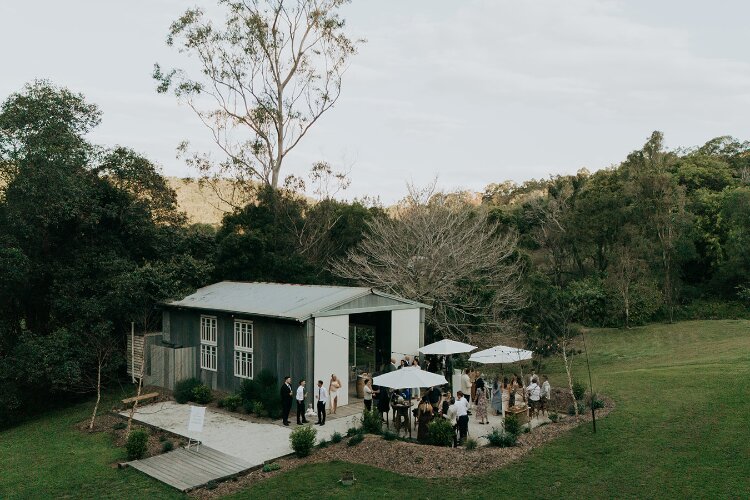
xmin=127 ymin=445 xmax=253 ymax=492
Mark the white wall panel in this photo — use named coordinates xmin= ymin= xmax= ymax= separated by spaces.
xmin=312 ymin=315 xmax=349 ymax=407
xmin=391 ymin=308 xmax=421 ymax=363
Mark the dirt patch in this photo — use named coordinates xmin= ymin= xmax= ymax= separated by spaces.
xmin=190 ymin=398 xmax=614 ymax=498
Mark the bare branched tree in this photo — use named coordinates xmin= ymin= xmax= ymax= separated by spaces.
xmin=331 ymin=184 xmax=525 ymax=342
xmin=155 ymin=0 xmax=362 ymax=204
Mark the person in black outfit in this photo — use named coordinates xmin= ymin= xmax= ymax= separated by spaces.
xmin=280 ymin=376 xmax=293 ymax=426
xmin=428 ymin=385 xmax=442 ymax=412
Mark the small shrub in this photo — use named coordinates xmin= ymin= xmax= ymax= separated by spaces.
xmin=382 ymin=430 xmax=398 ymax=441
xmin=192 ymin=384 xmax=213 ymax=404
xmin=317 ymin=439 xmax=329 ymax=448
xmin=592 ymin=398 xmax=605 ymax=410
xmin=504 ymin=414 xmax=521 ymax=437
xmin=346 ymin=426 xmax=358 ymax=437
xmin=486 ymin=427 xmax=517 ymax=448
xmin=125 ymin=430 xmax=149 ymax=460
xmin=205 ymin=480 xmax=218 ymax=490
xmin=568 ymin=402 xmax=586 ymax=416
xmin=572 ymin=381 xmax=587 ymax=401
xmin=549 ymin=412 xmax=559 ymax=423
xmin=112 ymin=421 xmax=127 ymax=431
xmin=427 ymin=417 xmax=455 ymax=447
xmin=465 ymin=438 xmax=478 ymax=450
xmin=347 ymin=433 xmax=364 ymax=447
xmin=360 ymin=409 xmax=382 ymax=435
xmin=523 ymin=427 xmax=530 ymax=434
xmin=158 ymin=434 xmax=167 ymax=442
xmin=330 ymin=432 xmax=343 ymax=443
xmin=161 ymin=440 xmax=174 ymax=453
xmin=239 ymin=378 xmax=262 ymax=404
xmin=289 ymin=425 xmax=317 ymax=457
xmin=220 ymin=394 xmax=243 ymax=412
xmin=174 ymin=377 xmax=202 ymax=404
xmin=251 ymin=401 xmax=267 ymax=417
xmin=262 ymin=462 xmax=281 ymax=472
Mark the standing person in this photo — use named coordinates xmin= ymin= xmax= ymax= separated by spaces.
xmin=376 ymin=384 xmax=390 ymax=422
xmin=388 ymin=358 xmax=398 ymax=372
xmin=540 ymin=375 xmax=551 ymax=416
xmin=455 ymin=391 xmax=469 ymax=444
xmin=295 ymin=379 xmax=307 ymax=425
xmin=416 ymin=396 xmax=433 ymax=443
xmin=528 ymin=369 xmax=537 ymax=387
xmin=363 ymin=378 xmax=376 ymax=411
xmin=427 ymin=355 xmax=438 ymax=373
xmin=491 ymin=377 xmax=503 ymax=416
xmin=445 ymin=396 xmax=458 ymax=447
xmin=328 ymin=374 xmax=341 ymax=415
xmin=470 ymin=369 xmax=478 ymax=409
xmin=428 ymin=385 xmax=442 ymax=413
xmin=461 ymin=369 xmax=472 ymax=410
xmin=517 ymin=375 xmax=526 ymax=403
xmin=509 ymin=374 xmax=518 ymax=407
xmin=315 ymin=380 xmax=328 ymax=426
xmin=526 ymin=377 xmax=541 ymax=419
xmin=501 ymin=377 xmax=510 ymax=418
xmin=475 ymin=380 xmax=488 ymax=424
xmin=411 ymin=357 xmax=421 ymax=399
xmin=280 ymin=376 xmax=293 ymax=426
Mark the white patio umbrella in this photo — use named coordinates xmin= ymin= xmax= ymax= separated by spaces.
xmin=372 ymin=366 xmax=448 ymax=388
xmin=419 ymin=339 xmax=477 ymax=355
xmin=468 ymin=345 xmax=534 ymax=364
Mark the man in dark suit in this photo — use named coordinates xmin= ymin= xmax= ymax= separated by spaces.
xmin=280 ymin=376 xmax=293 ymax=426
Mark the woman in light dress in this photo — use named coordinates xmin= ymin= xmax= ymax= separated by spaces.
xmin=490 ymin=376 xmax=504 ymax=416
xmin=501 ymin=377 xmax=510 ymax=417
xmin=329 ymin=374 xmax=341 ymax=414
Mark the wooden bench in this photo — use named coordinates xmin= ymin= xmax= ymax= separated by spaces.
xmin=122 ymin=392 xmax=160 ymax=406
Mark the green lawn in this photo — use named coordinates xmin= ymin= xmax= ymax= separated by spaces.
xmin=1 ymin=320 xmax=748 ymax=499
xmin=231 ymin=320 xmax=750 ymax=499
xmin=0 ymin=391 xmax=180 ymax=500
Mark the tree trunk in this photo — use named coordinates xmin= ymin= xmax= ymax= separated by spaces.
xmin=88 ymin=358 xmax=102 ymax=431
xmin=561 ymin=339 xmax=578 ymax=416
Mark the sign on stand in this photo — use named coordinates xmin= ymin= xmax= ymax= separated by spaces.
xmin=187 ymin=406 xmax=206 ymax=450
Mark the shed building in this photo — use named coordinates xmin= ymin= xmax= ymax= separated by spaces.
xmin=139 ymin=281 xmax=429 ymax=407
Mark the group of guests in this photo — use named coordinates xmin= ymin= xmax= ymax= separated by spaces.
xmin=486 ymin=371 xmax=552 ymax=418
xmin=279 ymin=364 xmax=552 ymax=444
xmin=279 ymin=374 xmax=344 ymax=427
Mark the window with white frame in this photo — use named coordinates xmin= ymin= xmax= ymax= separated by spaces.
xmin=200 ymin=315 xmax=217 ymax=371
xmin=234 ymin=320 xmax=253 ymax=379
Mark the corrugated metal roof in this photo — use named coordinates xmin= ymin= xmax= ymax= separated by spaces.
xmin=164 ymin=281 xmax=426 ymax=322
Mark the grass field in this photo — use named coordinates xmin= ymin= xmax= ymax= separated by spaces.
xmin=1 ymin=320 xmax=748 ymax=499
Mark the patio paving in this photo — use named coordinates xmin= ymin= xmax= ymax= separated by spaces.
xmin=123 ymin=401 xmax=356 ymax=467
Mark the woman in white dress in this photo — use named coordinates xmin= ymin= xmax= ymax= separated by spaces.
xmin=329 ymin=374 xmax=341 ymax=414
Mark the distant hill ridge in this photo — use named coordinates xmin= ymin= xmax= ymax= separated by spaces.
xmin=166 ymin=177 xmax=235 ymax=225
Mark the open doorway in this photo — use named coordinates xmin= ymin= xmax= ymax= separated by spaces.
xmin=348 ymin=311 xmax=391 ymax=399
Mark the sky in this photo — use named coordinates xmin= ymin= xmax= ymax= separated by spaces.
xmin=2 ymin=0 xmax=749 ymax=203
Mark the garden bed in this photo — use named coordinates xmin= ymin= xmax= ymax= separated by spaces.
xmin=76 ymin=412 xmax=188 ymax=462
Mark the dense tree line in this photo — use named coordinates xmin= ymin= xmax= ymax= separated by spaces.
xmin=2 ymin=82 xmax=748 ymax=428
xmin=0 ymin=83 xmax=380 ymax=427
xmin=483 ymin=132 xmax=750 ymax=344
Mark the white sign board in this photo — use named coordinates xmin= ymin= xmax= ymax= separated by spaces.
xmin=188 ymin=406 xmax=206 ymax=433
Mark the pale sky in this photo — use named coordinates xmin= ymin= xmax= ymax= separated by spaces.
xmin=2 ymin=1 xmax=749 ymax=203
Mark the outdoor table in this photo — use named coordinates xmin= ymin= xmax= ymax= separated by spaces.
xmin=390 ymin=402 xmax=413 ymax=438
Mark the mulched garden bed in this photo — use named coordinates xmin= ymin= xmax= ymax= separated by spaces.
xmin=190 ymin=396 xmax=614 ymax=498
xmin=76 ymin=412 xmax=188 ymax=461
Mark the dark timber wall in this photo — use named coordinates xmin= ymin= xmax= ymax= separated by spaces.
xmin=163 ymin=308 xmax=309 ymax=393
